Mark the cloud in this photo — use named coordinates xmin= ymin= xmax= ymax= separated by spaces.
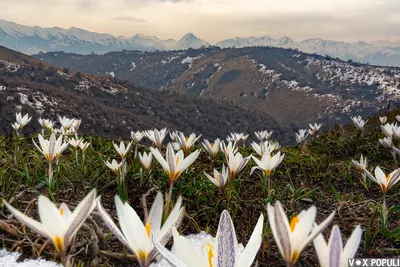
xmin=110 ymin=15 xmax=148 ymax=22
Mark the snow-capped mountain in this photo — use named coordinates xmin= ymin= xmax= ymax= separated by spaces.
xmin=0 ymin=20 xmax=210 ymax=54
xmin=1 ymin=19 xmax=400 ymax=66
xmin=217 ymin=36 xmax=400 ymax=66
xmin=176 ymin=33 xmax=210 ymax=50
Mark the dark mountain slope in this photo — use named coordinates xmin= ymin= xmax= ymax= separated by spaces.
xmin=0 ymin=45 xmax=293 ymax=143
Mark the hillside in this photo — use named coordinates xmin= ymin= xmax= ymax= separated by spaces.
xmin=35 ymin=46 xmax=400 ymax=129
xmin=0 ymin=45 xmax=292 ymax=142
xmin=0 ymin=103 xmax=398 ymax=266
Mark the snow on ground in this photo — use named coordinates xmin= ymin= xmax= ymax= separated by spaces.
xmin=150 ymin=232 xmax=245 ymax=267
xmin=0 ymin=250 xmax=61 ymax=267
xmin=0 ymin=60 xmax=20 ymax=72
xmin=180 ymin=55 xmax=202 ymax=68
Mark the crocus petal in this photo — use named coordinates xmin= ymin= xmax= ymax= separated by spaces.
xmin=159 ymin=196 xmax=184 ymax=245
xmin=38 ymin=195 xmax=65 ymax=238
xmin=217 ymin=210 xmax=238 ymax=267
xmin=152 ymin=235 xmax=188 ymax=267
xmin=64 ymin=189 xmax=97 ymax=244
xmin=150 ymin=147 xmax=169 ymax=173
xmin=238 ymin=213 xmax=264 ymax=267
xmin=96 ymin=197 xmax=130 ymax=248
xmin=341 ymin=225 xmax=362 ymax=267
xmin=313 ymin=230 xmax=329 ymax=267
xmin=272 ymin=201 xmax=291 ymax=261
xmin=388 ymin=169 xmax=400 ymax=189
xmin=148 ymin=192 xmax=164 ymax=236
xmin=328 ymin=225 xmax=342 ymax=267
xmin=172 ymin=228 xmax=205 ymax=267
xmin=301 ymin=210 xmax=335 ymax=252
xmin=3 ymin=200 xmax=49 ymax=239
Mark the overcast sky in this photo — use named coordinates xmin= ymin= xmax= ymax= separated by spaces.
xmin=1 ymin=0 xmax=399 ymax=45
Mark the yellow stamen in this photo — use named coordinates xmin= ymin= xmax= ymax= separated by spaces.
xmin=53 ymin=236 xmax=64 ymax=252
xmin=215 ymin=174 xmax=220 ymax=183
xmin=210 ymin=143 xmax=214 ymax=149
xmin=59 ymin=208 xmax=64 ymax=215
xmin=290 ymin=251 xmax=300 ymax=264
xmin=175 ymin=157 xmax=179 ymax=165
xmin=386 ymin=174 xmax=391 ymax=182
xmin=381 ymin=184 xmax=387 ymax=193
xmin=145 ymin=221 xmax=151 ymax=238
xmin=290 ymin=216 xmax=299 ymax=232
xmin=207 ymin=243 xmax=214 ymax=267
xmin=137 ymin=250 xmax=148 ymax=261
xmin=185 ymin=137 xmax=189 ymax=142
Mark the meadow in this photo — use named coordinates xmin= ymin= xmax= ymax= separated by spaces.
xmin=0 ymin=109 xmax=399 ymax=267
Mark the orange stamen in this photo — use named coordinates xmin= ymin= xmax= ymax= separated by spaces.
xmin=145 ymin=221 xmax=151 ymax=238
xmin=290 ymin=216 xmax=299 ymax=232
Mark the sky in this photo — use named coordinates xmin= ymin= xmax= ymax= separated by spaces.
xmin=1 ymin=0 xmax=399 ymax=45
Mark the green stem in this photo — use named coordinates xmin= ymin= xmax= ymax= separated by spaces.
xmin=75 ymin=150 xmax=79 ymax=166
xmin=165 ymin=181 xmax=174 ymax=216
xmin=48 ymin=161 xmax=53 ymax=190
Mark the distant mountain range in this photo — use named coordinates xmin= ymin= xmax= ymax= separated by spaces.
xmin=1 ymin=19 xmax=399 ymax=66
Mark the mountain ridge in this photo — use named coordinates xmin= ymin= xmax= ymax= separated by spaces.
xmin=1 ymin=19 xmax=399 ymax=66
xmin=34 ymin=46 xmax=400 ymax=130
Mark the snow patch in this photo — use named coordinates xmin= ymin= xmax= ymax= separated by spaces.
xmin=0 ymin=249 xmax=61 ymax=267
xmin=150 ymin=232 xmax=245 ymax=267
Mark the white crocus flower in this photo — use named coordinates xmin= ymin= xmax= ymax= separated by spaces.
xmin=352 ymin=155 xmax=368 ymax=182
xmin=131 ymin=131 xmax=144 ymax=143
xmin=202 ymin=138 xmax=221 ymax=159
xmin=79 ymin=141 xmax=90 ymax=152
xmin=177 ymin=132 xmax=202 ymax=154
xmin=33 ymin=133 xmax=68 ymax=163
xmin=220 ymin=141 xmax=238 ymax=158
xmin=68 ymin=137 xmax=83 ymax=150
xmin=146 ymin=128 xmax=168 ymax=149
xmin=379 ymin=116 xmax=387 ymax=124
xmin=96 ymin=192 xmax=184 ymax=267
xmin=381 ymin=123 xmax=396 ymax=138
xmin=392 ymin=124 xmax=400 ymax=140
xmin=226 ymin=151 xmax=250 ymax=181
xmin=251 ymin=152 xmax=285 ymax=177
xmin=11 ymin=122 xmax=20 ymax=132
xmin=229 ymin=132 xmax=243 ymax=143
xmin=351 ymin=116 xmax=367 ymax=131
xmin=150 ymin=143 xmax=200 ymax=183
xmin=314 ymin=225 xmax=362 ymax=267
xmin=113 ymin=141 xmax=133 ymax=160
xmin=169 ymin=131 xmax=180 ymax=142
xmin=254 ymin=130 xmax=273 ymax=141
xmin=153 ymin=210 xmax=264 ymax=267
xmin=16 ymin=112 xmax=31 ymax=128
xmin=105 ymin=159 xmax=123 ymax=175
xmin=58 ymin=115 xmax=75 ymax=132
xmin=365 ymin=166 xmax=400 ymax=194
xmin=379 ymin=136 xmax=393 ymax=148
xmin=139 ymin=151 xmax=153 ymax=172
xmin=251 ymin=140 xmax=279 ymax=157
xmin=308 ymin=123 xmax=322 ymax=136
xmin=3 ymin=189 xmax=96 ymax=264
xmin=295 ymin=129 xmax=309 ymax=144
xmin=204 ymin=164 xmax=229 ymax=189
xmin=267 ymin=201 xmax=335 ymax=266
